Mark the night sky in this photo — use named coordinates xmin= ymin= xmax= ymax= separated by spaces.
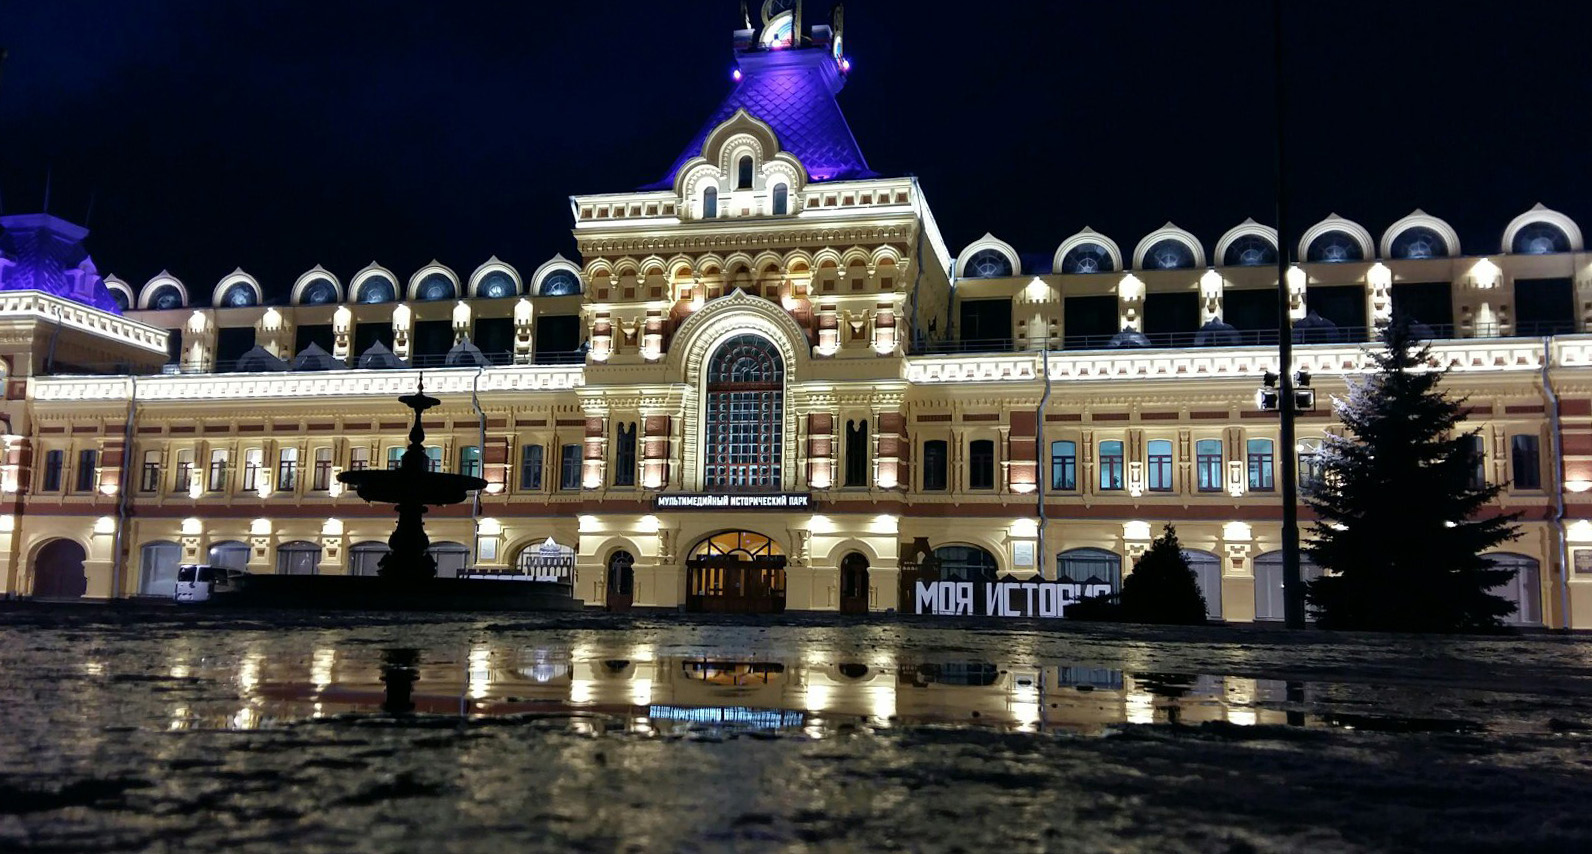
xmin=2 ymin=1 xmax=1588 ymax=299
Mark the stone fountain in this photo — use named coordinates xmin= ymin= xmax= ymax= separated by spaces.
xmin=337 ymin=378 xmax=485 ymax=581
xmin=213 ymin=377 xmax=582 ymax=611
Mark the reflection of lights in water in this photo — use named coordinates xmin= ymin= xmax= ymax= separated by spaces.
xmin=1224 ymin=677 xmax=1258 ymax=726
xmin=1009 ymin=669 xmax=1042 ymax=731
xmin=231 ymin=706 xmax=259 ymax=730
xmin=803 ymin=681 xmax=833 ymax=713
xmin=868 ymin=683 xmax=896 ymax=726
xmin=311 ymin=648 xmax=336 ymax=692
xmin=82 ymin=660 xmax=105 ymax=677
xmin=570 ymin=720 xmax=594 ymax=736
xmin=1227 ymin=708 xmax=1258 ymax=726
xmin=631 ymin=718 xmax=654 ymax=735
xmin=630 ymin=677 xmax=653 ymax=707
xmin=169 ymin=662 xmax=191 ymax=679
xmin=312 ymin=701 xmax=323 ymax=719
xmin=468 ymin=645 xmax=492 ymax=700
xmin=1124 ymin=685 xmax=1156 ymax=725
xmin=169 ymin=705 xmax=191 ymax=731
xmin=237 ymin=652 xmax=262 ymax=695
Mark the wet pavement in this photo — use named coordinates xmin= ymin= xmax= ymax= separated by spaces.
xmin=3 ymin=606 xmax=1592 ymax=852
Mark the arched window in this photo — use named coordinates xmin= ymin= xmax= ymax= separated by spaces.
xmin=1389 ymin=226 xmax=1449 ymax=260
xmin=1142 ymin=239 xmax=1195 ymax=270
xmin=356 ymin=275 xmax=396 ymax=304
xmin=1306 ymin=231 xmax=1364 ymax=263
xmin=930 ymin=544 xmax=998 ymax=583
xmin=428 ymin=541 xmax=470 ymax=578
xmin=349 ymin=541 xmax=389 ymax=576
xmin=138 ymin=541 xmax=182 ymax=595
xmin=607 ymin=549 xmax=636 ymax=596
xmin=1058 ymin=547 xmax=1122 ymax=594
xmin=300 ymin=277 xmax=338 ymax=305
xmin=416 ymin=272 xmax=455 ymax=301
xmin=1183 ymin=550 xmax=1223 ymax=619
xmin=771 ymin=183 xmax=788 ymax=215
xmin=1486 ymin=553 xmax=1542 ymax=626
xmin=1060 ymin=242 xmax=1115 ymax=274
xmin=515 ymin=538 xmax=577 ymax=582
xmin=703 ymin=186 xmax=718 ymax=219
xmin=207 ymin=540 xmax=250 ymax=571
xmin=276 ymin=541 xmax=322 ymax=575
xmin=149 ymin=285 xmax=184 ymax=310
xmin=110 ymin=289 xmax=131 ymax=311
xmin=1223 ymin=234 xmax=1278 ymax=267
xmin=1512 ymin=222 xmax=1571 ymax=255
xmin=737 ymin=155 xmax=754 ymax=189
xmin=221 ymin=282 xmax=257 ymax=307
xmin=704 ymin=334 xmax=784 ymax=489
xmin=1253 ymin=551 xmax=1322 ymax=621
xmin=539 ymin=270 xmax=581 ymax=297
xmin=478 ymin=271 xmax=516 ymax=299
xmin=963 ymin=249 xmax=1012 ymax=278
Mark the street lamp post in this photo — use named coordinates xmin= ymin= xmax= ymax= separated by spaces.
xmin=1273 ymin=0 xmax=1305 ymax=628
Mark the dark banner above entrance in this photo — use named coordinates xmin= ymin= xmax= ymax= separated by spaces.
xmin=655 ymin=493 xmax=813 ymax=511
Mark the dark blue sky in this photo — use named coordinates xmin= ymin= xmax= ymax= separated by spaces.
xmin=2 ymin=1 xmax=1588 ymax=297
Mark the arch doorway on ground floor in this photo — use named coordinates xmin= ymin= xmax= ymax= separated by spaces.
xmin=839 ymin=552 xmax=870 ymax=613
xmin=686 ymin=531 xmax=786 ymax=614
xmin=34 ymin=539 xmax=88 ymax=599
xmin=1254 ymin=551 xmax=1323 ymax=621
xmin=606 ymin=550 xmax=635 ymax=612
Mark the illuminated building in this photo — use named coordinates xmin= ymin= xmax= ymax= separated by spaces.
xmin=0 ymin=3 xmax=1588 ymax=626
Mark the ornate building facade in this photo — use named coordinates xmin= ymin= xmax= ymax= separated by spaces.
xmin=1 ymin=3 xmax=1589 ymax=625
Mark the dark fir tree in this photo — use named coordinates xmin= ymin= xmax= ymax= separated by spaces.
xmin=1304 ymin=315 xmax=1521 ymax=631
xmin=1120 ymin=524 xmax=1208 ymax=624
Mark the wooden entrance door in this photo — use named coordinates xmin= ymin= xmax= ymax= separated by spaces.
xmin=686 ymin=556 xmax=787 ymax=614
xmin=839 ymin=552 xmax=870 ymax=614
xmin=606 ymin=550 xmax=635 ymax=612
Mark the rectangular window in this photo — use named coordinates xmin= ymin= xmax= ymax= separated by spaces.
xmin=349 ymin=447 xmax=370 ymax=471
xmin=923 ymin=440 xmax=948 ymax=491
xmin=387 ymin=446 xmax=404 ymax=470
xmin=173 ymin=450 xmax=193 ymax=494
xmin=968 ymin=439 xmax=995 ymax=490
xmin=1298 ymin=441 xmax=1324 ymax=494
xmin=613 ymin=424 xmax=636 ymax=487
xmin=425 ymin=446 xmax=442 ymax=473
xmin=559 ymin=444 xmax=582 ymax=490
xmin=1247 ymin=438 xmax=1275 ymax=491
xmin=1196 ymin=439 xmax=1223 ymax=492
xmin=520 ymin=444 xmax=545 ymax=490
xmin=1098 ymin=440 xmax=1124 ymax=491
xmin=75 ymin=449 xmax=97 ymax=493
xmin=1464 ymin=434 xmax=1485 ymax=489
xmin=276 ymin=447 xmax=299 ymax=492
xmin=312 ymin=447 xmax=334 ymax=491
xmin=1147 ymin=439 xmax=1173 ymax=492
xmin=1511 ymin=434 xmax=1541 ymax=490
xmin=42 ymin=450 xmax=64 ymax=492
xmin=242 ymin=448 xmax=263 ymax=492
xmin=1050 ymin=440 xmax=1076 ymax=491
xmin=207 ymin=449 xmax=228 ymax=492
xmin=139 ymin=450 xmax=161 ymax=493
xmin=459 ymin=445 xmax=482 ymax=479
xmin=844 ymin=419 xmax=869 ymax=487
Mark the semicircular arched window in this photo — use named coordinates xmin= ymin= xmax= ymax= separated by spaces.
xmin=416 ymin=272 xmax=456 ymax=301
xmin=356 ymin=275 xmax=396 ymax=304
xmin=221 ymin=282 xmax=257 ymax=307
xmin=703 ymin=334 xmax=784 ymax=489
xmin=771 ymin=183 xmax=789 ymax=216
xmin=539 ymin=270 xmax=581 ymax=297
xmin=930 ymin=544 xmax=998 ymax=583
xmin=1142 ymin=238 xmax=1196 ymax=270
xmin=1222 ymin=234 xmax=1278 ymax=267
xmin=109 ymin=289 xmax=131 ymax=312
xmin=478 ymin=271 xmax=516 ymax=299
xmin=149 ymin=285 xmax=184 ymax=310
xmin=1390 ymin=226 xmax=1448 ymax=260
xmin=964 ymin=248 xmax=1013 ymax=278
xmin=1512 ymin=222 xmax=1571 ymax=255
xmin=1306 ymin=230 xmax=1365 ymax=263
xmin=300 ymin=277 xmax=338 ymax=305
xmin=1060 ymin=242 xmax=1115 ymax=274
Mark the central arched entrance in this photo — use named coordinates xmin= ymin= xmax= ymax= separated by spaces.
xmin=839 ymin=552 xmax=870 ymax=613
xmin=34 ymin=539 xmax=88 ymax=600
xmin=686 ymin=531 xmax=786 ymax=613
xmin=606 ymin=550 xmax=635 ymax=612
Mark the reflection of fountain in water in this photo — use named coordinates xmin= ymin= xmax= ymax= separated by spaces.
xmin=381 ymin=648 xmax=421 ymax=715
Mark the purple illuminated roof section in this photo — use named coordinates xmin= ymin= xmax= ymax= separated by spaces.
xmin=0 ymin=213 xmax=122 ymax=314
xmin=643 ymin=48 xmax=874 ymax=190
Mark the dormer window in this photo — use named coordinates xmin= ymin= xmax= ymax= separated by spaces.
xmin=772 ymin=183 xmax=789 ymax=215
xmin=737 ymin=156 xmax=754 ymax=190
xmin=703 ymin=186 xmax=718 ymax=219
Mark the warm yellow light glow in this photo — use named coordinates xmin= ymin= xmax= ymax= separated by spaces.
xmin=1011 ymin=518 xmax=1039 ymax=538
xmin=578 ymin=514 xmax=600 ymax=533
xmin=478 ymin=517 xmax=502 ymax=535
xmin=311 ymin=648 xmax=335 ymax=692
xmin=452 ymin=300 xmax=471 ymax=327
xmin=485 ymin=481 xmax=504 ymax=494
xmin=1567 ymin=520 xmax=1592 ymax=543
xmin=1123 ymin=520 xmax=1151 ymax=541
xmin=809 ymin=514 xmax=836 ymax=535
xmin=332 ymin=305 xmax=352 ymax=329
xmin=99 ymin=482 xmax=118 ymax=496
xmin=637 ymin=514 xmax=661 ymax=534
xmin=871 ymin=514 xmax=899 ymax=534
xmin=1222 ymin=521 xmax=1252 ymax=541
xmin=0 ymin=514 xmax=14 ymax=533
xmin=261 ymin=307 xmax=283 ymax=331
xmin=514 ymin=297 xmax=534 ymax=323
xmin=250 ymin=518 xmax=272 ymax=535
xmin=181 ymin=517 xmax=203 ymax=535
xmin=391 ymin=302 xmax=412 ymax=327
xmin=187 ymin=310 xmax=208 ymax=332
xmin=1368 ymin=262 xmax=1392 ymax=289
xmin=94 ymin=516 xmax=116 ymax=535
xmin=468 ymin=644 xmax=492 ymax=701
xmin=1022 ymin=276 xmax=1051 ymax=302
xmin=321 ymin=518 xmax=343 ymax=536
xmin=1566 ymin=480 xmax=1592 ymax=494
xmin=1471 ymin=258 xmax=1501 ymax=289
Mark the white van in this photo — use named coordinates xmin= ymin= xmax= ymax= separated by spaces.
xmin=174 ymin=564 xmax=238 ymax=603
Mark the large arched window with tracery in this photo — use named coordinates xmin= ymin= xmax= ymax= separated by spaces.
xmin=704 ymin=334 xmax=784 ymax=489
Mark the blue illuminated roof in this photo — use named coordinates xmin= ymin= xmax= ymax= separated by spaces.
xmin=0 ymin=213 xmax=121 ymax=313
xmin=644 ymin=48 xmax=874 ymax=189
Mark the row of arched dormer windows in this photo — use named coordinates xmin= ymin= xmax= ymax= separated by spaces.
xmin=956 ymin=205 xmax=1585 ymax=279
xmin=108 ymin=256 xmax=587 ymax=312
